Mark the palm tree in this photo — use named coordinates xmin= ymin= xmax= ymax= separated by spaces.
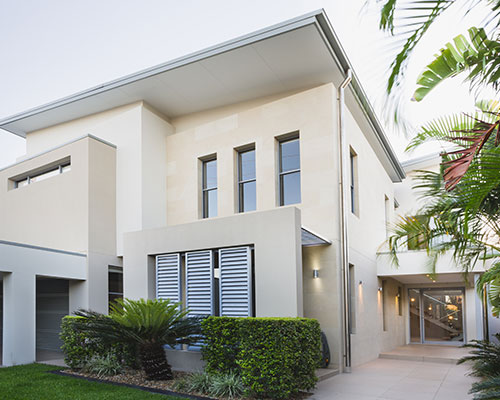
xmin=375 ymin=0 xmax=500 ymax=179
xmin=74 ymin=298 xmax=201 ymax=380
xmin=386 ymin=101 xmax=500 ymax=315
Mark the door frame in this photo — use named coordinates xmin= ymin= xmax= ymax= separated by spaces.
xmin=408 ymin=287 xmax=466 ymax=346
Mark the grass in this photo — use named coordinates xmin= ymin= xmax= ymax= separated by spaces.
xmin=0 ymin=363 xmax=190 ymax=400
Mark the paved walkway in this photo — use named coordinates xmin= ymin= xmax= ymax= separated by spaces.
xmin=311 ymin=358 xmax=478 ymax=400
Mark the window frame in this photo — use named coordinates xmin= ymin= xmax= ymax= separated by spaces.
xmin=202 ymin=157 xmax=217 ymax=219
xmin=278 ymin=136 xmax=301 ymax=206
xmin=237 ymin=147 xmax=256 ymax=213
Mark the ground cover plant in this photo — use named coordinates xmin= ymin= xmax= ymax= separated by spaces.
xmin=0 ymin=363 xmax=188 ymax=400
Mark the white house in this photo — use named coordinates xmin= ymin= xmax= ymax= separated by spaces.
xmin=0 ymin=10 xmax=488 ymax=370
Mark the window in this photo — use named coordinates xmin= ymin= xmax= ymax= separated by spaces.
xmin=349 ymin=149 xmax=358 ymax=214
xmin=156 ymin=246 xmax=254 ymax=318
xmin=12 ymin=159 xmax=71 ymax=189
xmin=382 ymin=280 xmax=387 ymax=331
xmin=108 ymin=266 xmax=123 ymax=311
xmin=279 ymin=136 xmax=301 ymax=206
xmin=238 ymin=148 xmax=256 ymax=212
xmin=348 ymin=264 xmax=356 ymax=334
xmin=384 ymin=195 xmax=390 ymax=238
xmin=202 ymin=158 xmax=217 ymax=218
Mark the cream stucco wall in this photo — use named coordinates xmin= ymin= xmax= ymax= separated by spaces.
xmin=24 ymin=102 xmax=174 ymax=255
xmin=123 ymin=207 xmax=303 ymax=318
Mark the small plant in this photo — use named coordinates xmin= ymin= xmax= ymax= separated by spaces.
xmin=186 ymin=371 xmax=213 ymax=394
xmin=209 ymin=370 xmax=244 ymax=399
xmin=458 ymin=334 xmax=500 ymax=378
xmin=83 ymin=353 xmax=123 ymax=378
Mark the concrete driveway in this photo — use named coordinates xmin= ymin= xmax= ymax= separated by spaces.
xmin=311 ymin=358 xmax=478 ymax=400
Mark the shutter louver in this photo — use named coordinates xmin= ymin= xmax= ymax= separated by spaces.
xmin=185 ymin=250 xmax=214 ymax=316
xmin=219 ymin=246 xmax=252 ymax=317
xmin=156 ymin=254 xmax=181 ymax=304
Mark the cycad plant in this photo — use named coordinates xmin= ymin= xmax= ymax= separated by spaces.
xmin=73 ymin=298 xmax=201 ymax=380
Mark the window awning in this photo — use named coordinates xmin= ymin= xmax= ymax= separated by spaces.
xmin=301 ymin=227 xmax=331 ymax=247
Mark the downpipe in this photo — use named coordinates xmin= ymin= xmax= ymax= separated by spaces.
xmin=338 ymin=69 xmax=352 ymax=373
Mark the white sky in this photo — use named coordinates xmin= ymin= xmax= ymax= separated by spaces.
xmin=0 ymin=0 xmax=493 ymax=168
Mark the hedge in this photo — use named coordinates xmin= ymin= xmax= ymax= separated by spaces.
xmin=60 ymin=316 xmax=138 ymax=370
xmin=201 ymin=317 xmax=321 ymax=399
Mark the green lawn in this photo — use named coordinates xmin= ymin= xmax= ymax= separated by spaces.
xmin=0 ymin=363 xmax=189 ymax=400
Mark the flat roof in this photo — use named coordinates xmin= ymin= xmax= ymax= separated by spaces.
xmin=0 ymin=9 xmax=405 ymax=181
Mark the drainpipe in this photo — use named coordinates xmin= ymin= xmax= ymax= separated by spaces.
xmin=338 ymin=69 xmax=352 ymax=373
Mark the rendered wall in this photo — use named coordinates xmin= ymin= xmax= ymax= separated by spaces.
xmin=24 ymin=102 xmax=174 ymax=255
xmin=123 ymin=207 xmax=303 ymax=318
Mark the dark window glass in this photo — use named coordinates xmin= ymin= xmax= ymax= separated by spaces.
xmin=238 ymin=149 xmax=256 ymax=212
xmin=350 ymin=152 xmax=356 ymax=214
xmin=279 ymin=137 xmax=301 ymax=206
xmin=108 ymin=269 xmax=123 ymax=312
xmin=240 ymin=180 xmax=256 ymax=212
xmin=239 ymin=150 xmax=256 ymax=181
xmin=203 ymin=159 xmax=217 ymax=189
xmin=280 ymin=139 xmax=300 ymax=172
xmin=281 ymin=171 xmax=301 ymax=205
xmin=202 ymin=158 xmax=217 ymax=218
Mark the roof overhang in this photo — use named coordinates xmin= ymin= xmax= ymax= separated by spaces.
xmin=0 ymin=10 xmax=404 ymax=181
xmin=301 ymin=227 xmax=331 ymax=247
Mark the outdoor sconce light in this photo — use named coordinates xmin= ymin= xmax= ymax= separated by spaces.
xmin=313 ymin=269 xmax=319 ymax=279
xmin=359 ymin=280 xmax=363 ymax=285
xmin=378 ymin=287 xmax=383 ymax=292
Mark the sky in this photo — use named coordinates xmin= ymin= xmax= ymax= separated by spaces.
xmin=0 ymin=0 xmax=493 ymax=168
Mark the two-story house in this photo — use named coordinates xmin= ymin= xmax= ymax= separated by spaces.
xmin=0 ymin=10 xmax=488 ymax=371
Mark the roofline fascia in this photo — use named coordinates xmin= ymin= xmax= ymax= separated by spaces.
xmin=0 ymin=10 xmax=323 ymax=137
xmin=314 ymin=12 xmax=405 ymax=181
xmin=0 ymin=9 xmax=405 ymax=181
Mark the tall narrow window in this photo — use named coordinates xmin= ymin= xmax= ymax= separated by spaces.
xmin=348 ymin=264 xmax=356 ymax=334
xmin=350 ymin=150 xmax=357 ymax=214
xmin=238 ymin=148 xmax=256 ymax=212
xmin=108 ymin=266 xmax=123 ymax=312
xmin=202 ymin=158 xmax=217 ymax=218
xmin=279 ymin=136 xmax=301 ymax=206
xmin=384 ymin=195 xmax=390 ymax=238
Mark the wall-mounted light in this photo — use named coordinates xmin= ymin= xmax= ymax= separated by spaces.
xmin=378 ymin=287 xmax=383 ymax=292
xmin=313 ymin=269 xmax=319 ymax=279
xmin=358 ymin=280 xmax=363 ymax=285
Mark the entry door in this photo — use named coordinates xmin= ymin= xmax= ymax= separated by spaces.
xmin=409 ymin=288 xmax=465 ymax=344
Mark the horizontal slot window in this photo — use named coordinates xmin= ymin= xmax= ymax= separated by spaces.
xmin=10 ymin=157 xmax=71 ymax=189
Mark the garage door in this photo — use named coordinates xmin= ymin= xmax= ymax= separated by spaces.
xmin=36 ymin=279 xmax=69 ymax=352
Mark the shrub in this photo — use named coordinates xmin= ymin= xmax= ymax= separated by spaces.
xmin=210 ymin=370 xmax=244 ymax=399
xmin=60 ymin=316 xmax=139 ymax=371
xmin=60 ymin=316 xmax=103 ymax=369
xmin=173 ymin=371 xmax=244 ymax=399
xmin=186 ymin=371 xmax=213 ymax=394
xmin=83 ymin=353 xmax=123 ymax=377
xmin=201 ymin=316 xmax=321 ymax=399
xmin=73 ymin=298 xmax=201 ymax=380
xmin=458 ymin=333 xmax=500 ymax=377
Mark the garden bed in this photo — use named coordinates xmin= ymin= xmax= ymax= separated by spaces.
xmin=59 ymin=369 xmax=213 ymax=399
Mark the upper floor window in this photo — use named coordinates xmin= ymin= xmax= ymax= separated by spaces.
xmin=350 ymin=149 xmax=358 ymax=215
xmin=12 ymin=158 xmax=71 ymax=189
xmin=238 ymin=148 xmax=256 ymax=212
xmin=279 ymin=136 xmax=301 ymax=206
xmin=202 ymin=157 xmax=217 ymax=218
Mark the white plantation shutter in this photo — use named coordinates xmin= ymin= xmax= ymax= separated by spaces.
xmin=156 ymin=254 xmax=181 ymax=304
xmin=219 ymin=246 xmax=252 ymax=317
xmin=185 ymin=250 xmax=214 ymax=316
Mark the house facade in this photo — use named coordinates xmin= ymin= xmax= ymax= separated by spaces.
xmin=0 ymin=10 xmax=488 ymax=370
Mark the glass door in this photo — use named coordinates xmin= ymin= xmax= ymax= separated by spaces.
xmin=408 ymin=288 xmax=465 ymax=344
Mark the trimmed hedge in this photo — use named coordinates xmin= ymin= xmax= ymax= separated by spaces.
xmin=201 ymin=317 xmax=321 ymax=399
xmin=60 ymin=316 xmax=138 ymax=370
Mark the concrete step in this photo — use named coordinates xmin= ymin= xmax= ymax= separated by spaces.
xmin=379 ymin=352 xmax=460 ymax=364
xmin=316 ymin=368 xmax=339 ymax=381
